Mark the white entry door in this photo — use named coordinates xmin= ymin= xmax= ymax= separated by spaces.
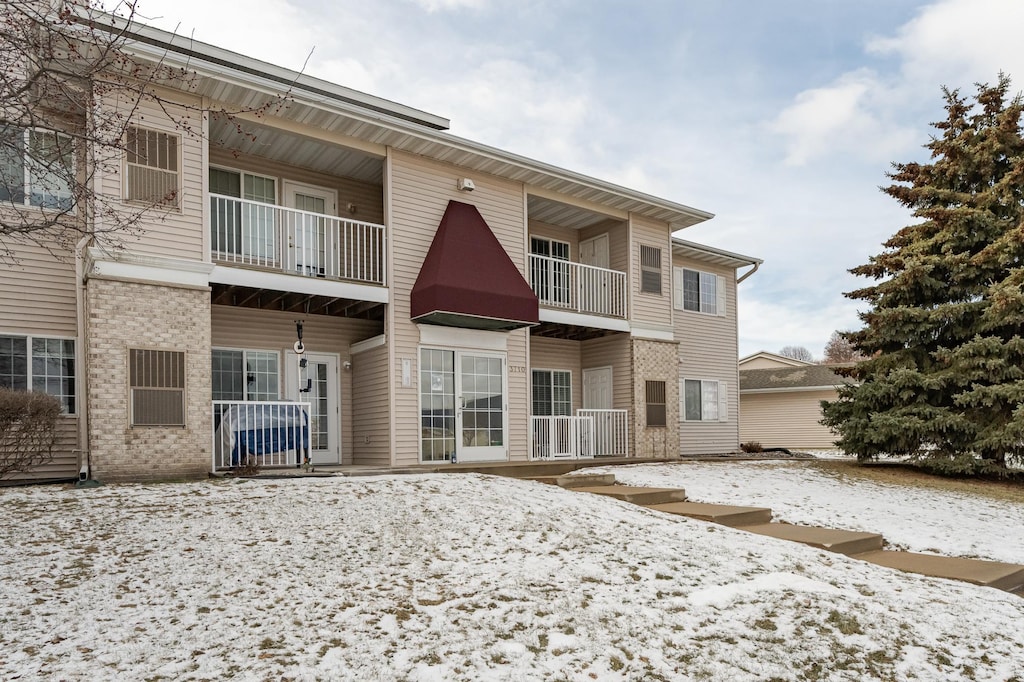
xmin=284 ymin=351 xmax=340 ymax=465
xmin=583 ymin=366 xmax=613 ymax=409
xmin=456 ymin=352 xmax=508 ymax=463
xmin=284 ymin=182 xmax=337 ymax=278
xmin=580 ymin=234 xmax=610 ymax=269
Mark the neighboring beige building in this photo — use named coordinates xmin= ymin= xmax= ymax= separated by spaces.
xmin=2 ymin=11 xmax=760 ymax=482
xmin=738 ymin=354 xmax=854 ymax=450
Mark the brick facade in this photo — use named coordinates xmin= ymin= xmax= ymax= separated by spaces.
xmin=86 ymin=277 xmax=211 ymax=482
xmin=631 ymin=338 xmax=680 ymax=458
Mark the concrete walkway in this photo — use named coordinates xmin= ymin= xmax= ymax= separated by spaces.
xmin=527 ymin=474 xmax=1024 ymax=596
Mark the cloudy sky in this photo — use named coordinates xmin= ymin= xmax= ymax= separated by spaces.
xmin=129 ymin=0 xmax=1024 ymax=358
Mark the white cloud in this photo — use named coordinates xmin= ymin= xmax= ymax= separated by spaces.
xmin=737 ymin=295 xmax=862 ymax=360
xmin=867 ymin=0 xmax=1024 ymax=88
xmin=767 ymin=70 xmax=918 ymax=166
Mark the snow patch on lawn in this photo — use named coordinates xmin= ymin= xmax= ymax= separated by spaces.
xmin=585 ymin=460 xmax=1024 ymax=564
xmin=0 ymin=474 xmax=1021 ymax=681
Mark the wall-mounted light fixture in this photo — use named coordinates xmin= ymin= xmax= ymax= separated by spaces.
xmin=457 ymin=178 xmax=475 ymax=192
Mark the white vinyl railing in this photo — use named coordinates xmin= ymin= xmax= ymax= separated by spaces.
xmin=577 ymin=409 xmax=630 ymax=457
xmin=530 ymin=409 xmax=629 ymax=460
xmin=209 ymin=194 xmax=386 ymax=285
xmin=529 ymin=254 xmax=627 ymax=318
xmin=212 ymin=400 xmax=311 ymax=470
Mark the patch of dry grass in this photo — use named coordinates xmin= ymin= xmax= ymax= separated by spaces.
xmin=808 ymin=459 xmax=1024 ymax=504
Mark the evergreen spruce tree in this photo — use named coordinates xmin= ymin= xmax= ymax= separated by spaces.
xmin=821 ymin=75 xmax=1024 ymax=474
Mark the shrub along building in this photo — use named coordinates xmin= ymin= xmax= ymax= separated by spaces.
xmin=2 ymin=10 xmax=761 ymax=482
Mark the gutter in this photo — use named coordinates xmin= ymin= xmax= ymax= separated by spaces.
xmin=737 ymin=261 xmax=760 ymax=284
xmin=74 ymin=235 xmax=91 ymax=481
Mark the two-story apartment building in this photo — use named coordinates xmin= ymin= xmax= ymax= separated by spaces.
xmin=1 ymin=11 xmax=760 ymax=482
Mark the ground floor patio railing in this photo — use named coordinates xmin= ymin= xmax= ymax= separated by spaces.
xmin=530 ymin=409 xmax=629 ymax=460
xmin=212 ymin=400 xmax=311 ymax=470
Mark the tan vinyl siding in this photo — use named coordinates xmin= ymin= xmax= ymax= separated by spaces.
xmin=630 ymin=215 xmax=671 ymax=326
xmin=210 ymin=305 xmax=380 ymax=465
xmin=0 ymin=241 xmax=77 ymax=336
xmin=740 ymin=389 xmax=841 ymax=450
xmin=5 ymin=418 xmax=79 ymax=482
xmin=528 ymin=220 xmax=579 ymax=256
xmin=528 ymin=336 xmax=582 ymax=411
xmin=351 ymin=344 xmax=390 ymax=465
xmin=209 ymin=148 xmax=385 ymax=225
xmin=580 ymin=333 xmax=631 ymax=411
xmin=674 ymin=254 xmax=740 ymax=455
xmin=99 ymin=92 xmax=205 ymax=261
xmin=388 ymin=150 xmax=528 ymax=465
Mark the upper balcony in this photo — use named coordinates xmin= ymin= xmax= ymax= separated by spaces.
xmin=209 ymin=194 xmax=386 ymax=286
xmin=529 ymin=254 xmax=626 ymax=319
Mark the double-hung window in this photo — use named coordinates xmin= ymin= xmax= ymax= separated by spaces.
xmin=0 ymin=335 xmax=76 ymax=414
xmin=674 ymin=267 xmax=726 ymax=316
xmin=0 ymin=127 xmax=74 ymax=210
xmin=125 ymin=126 xmax=180 ymax=208
xmin=531 ymin=369 xmax=572 ymax=416
xmin=681 ymin=378 xmax=728 ymax=422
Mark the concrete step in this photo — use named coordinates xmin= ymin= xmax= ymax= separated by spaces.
xmin=573 ymin=485 xmax=687 ymax=505
xmin=646 ymin=501 xmax=773 ymax=527
xmin=528 ymin=473 xmax=618 ymax=489
xmin=742 ymin=523 xmax=884 ymax=556
xmin=856 ymin=550 xmax=1024 ymax=593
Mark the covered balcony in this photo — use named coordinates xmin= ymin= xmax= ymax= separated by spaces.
xmin=529 ymin=254 xmax=626 ymax=318
xmin=209 ymin=195 xmax=386 ymax=286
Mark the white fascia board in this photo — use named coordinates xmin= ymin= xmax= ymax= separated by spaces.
xmin=671 ymin=238 xmax=762 ymax=268
xmin=86 ymin=247 xmax=214 ymax=288
xmin=209 ymin=266 xmax=389 ymax=303
xmin=419 ymin=325 xmax=509 ymax=351
xmin=629 ymin=322 xmax=676 ymax=341
xmin=538 ymin=308 xmax=631 ymax=333
xmin=351 ymin=334 xmax=387 ymax=354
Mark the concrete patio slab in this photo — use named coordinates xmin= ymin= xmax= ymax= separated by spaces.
xmin=646 ymin=501 xmax=773 ymax=527
xmin=856 ymin=550 xmax=1024 ymax=593
xmin=573 ymin=485 xmax=687 ymax=505
xmin=742 ymin=523 xmax=884 ymax=555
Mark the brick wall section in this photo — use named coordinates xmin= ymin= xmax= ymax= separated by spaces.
xmin=631 ymin=339 xmax=680 ymax=458
xmin=86 ymin=277 xmax=211 ymax=481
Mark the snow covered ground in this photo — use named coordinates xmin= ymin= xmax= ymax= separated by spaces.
xmin=585 ymin=461 xmax=1024 ymax=564
xmin=2 ymin=474 xmax=1023 ymax=681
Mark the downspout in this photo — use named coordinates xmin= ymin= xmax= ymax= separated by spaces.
xmin=737 ymin=260 xmax=761 ymax=284
xmin=75 ymin=235 xmax=91 ymax=481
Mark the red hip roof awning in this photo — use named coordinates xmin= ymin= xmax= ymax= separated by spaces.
xmin=411 ymin=200 xmax=538 ymax=331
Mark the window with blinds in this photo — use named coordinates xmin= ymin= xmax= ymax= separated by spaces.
xmin=125 ymin=127 xmax=180 ymax=208
xmin=640 ymin=245 xmax=662 ymax=295
xmin=130 ymin=349 xmax=185 ymax=426
xmin=645 ymin=380 xmax=666 ymax=427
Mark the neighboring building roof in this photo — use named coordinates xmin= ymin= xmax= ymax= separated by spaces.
xmin=739 ymin=365 xmax=855 ymax=393
xmin=75 ymin=10 xmax=716 ymax=232
xmin=411 ymin=201 xmax=539 ymax=331
xmin=738 ymin=351 xmax=815 ymax=369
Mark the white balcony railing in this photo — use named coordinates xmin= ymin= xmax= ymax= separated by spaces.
xmin=212 ymin=400 xmax=311 ymax=470
xmin=530 ymin=409 xmax=629 ymax=460
xmin=529 ymin=254 xmax=627 ymax=319
xmin=577 ymin=409 xmax=630 ymax=457
xmin=209 ymin=194 xmax=386 ymax=286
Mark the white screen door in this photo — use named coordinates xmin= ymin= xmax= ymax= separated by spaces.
xmin=284 ymin=351 xmax=340 ymax=465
